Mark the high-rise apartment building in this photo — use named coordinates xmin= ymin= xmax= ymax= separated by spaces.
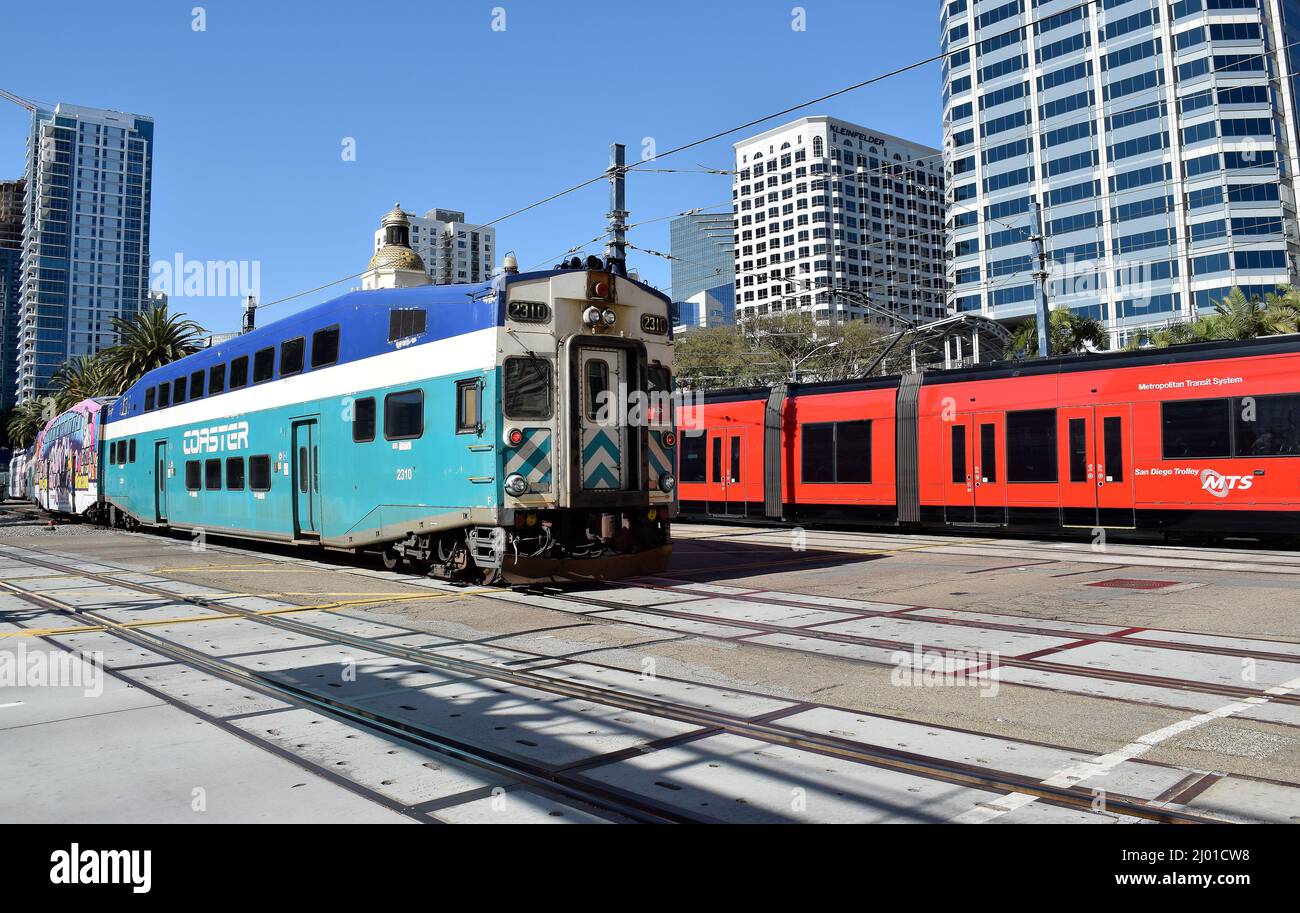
xmin=733 ymin=116 xmax=947 ymax=324
xmin=0 ymin=179 xmax=22 ymax=410
xmin=371 ymin=207 xmax=495 ymax=284
xmin=941 ymin=0 xmax=1300 ymax=343
xmin=19 ymin=102 xmax=154 ymax=401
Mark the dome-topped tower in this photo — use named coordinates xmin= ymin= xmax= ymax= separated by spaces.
xmin=362 ymin=203 xmax=431 ymax=289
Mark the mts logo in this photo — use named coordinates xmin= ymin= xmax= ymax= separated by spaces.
xmin=1200 ymin=468 xmax=1254 ymax=499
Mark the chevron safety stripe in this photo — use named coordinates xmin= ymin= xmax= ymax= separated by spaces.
xmin=504 ymin=428 xmax=552 ymax=492
xmin=582 ymin=426 xmax=622 ymax=490
xmin=648 ymin=430 xmax=675 ymax=488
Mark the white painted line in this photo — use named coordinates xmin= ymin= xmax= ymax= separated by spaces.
xmin=953 ymin=674 xmax=1300 ymax=823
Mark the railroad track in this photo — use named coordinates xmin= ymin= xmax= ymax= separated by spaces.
xmin=0 ymin=545 xmax=1234 ymax=824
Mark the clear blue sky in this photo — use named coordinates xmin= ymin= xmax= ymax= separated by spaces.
xmin=1 ymin=0 xmax=941 ymax=334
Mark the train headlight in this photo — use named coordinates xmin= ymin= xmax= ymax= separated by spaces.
xmin=658 ymin=471 xmax=676 ymax=492
xmin=504 ymin=473 xmax=529 ymax=497
xmin=601 ymin=308 xmax=617 ymax=327
xmin=583 ymin=306 xmax=603 ymax=326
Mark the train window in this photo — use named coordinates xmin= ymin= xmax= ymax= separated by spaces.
xmin=680 ymin=431 xmax=706 ymax=483
xmin=210 ymin=363 xmax=227 ymax=395
xmin=950 ymin=424 xmax=967 ymax=484
xmin=190 ymin=369 xmax=205 ymax=399
xmin=129 ymin=439 xmax=136 ymax=463
xmin=389 ymin=308 xmax=427 ymax=341
xmin=352 ymin=397 xmax=376 ymax=442
xmin=1162 ymin=399 xmax=1230 ymax=458
xmin=836 ymin=421 xmax=871 ymax=483
xmin=249 ymin=455 xmax=272 ymax=491
xmin=729 ymin=436 xmax=742 ymax=484
xmin=173 ymin=375 xmax=187 ymax=403
xmin=1006 ymin=409 xmax=1058 ymax=483
xmin=226 ymin=457 xmax=245 ymax=491
xmin=109 ymin=442 xmax=118 ymax=464
xmin=297 ymin=447 xmax=309 ymax=493
xmin=253 ymin=347 xmax=275 ymax=384
xmin=158 ymin=381 xmax=171 ymax=409
xmin=144 ymin=387 xmax=156 ymax=412
xmin=979 ymin=423 xmax=997 ymax=483
xmin=185 ymin=460 xmax=201 ymax=491
xmin=1232 ymin=394 xmax=1300 ymax=456
xmin=281 ymin=337 xmax=305 ymax=376
xmin=646 ymin=365 xmax=674 ymax=425
xmin=230 ymin=356 xmax=249 ymax=389
xmin=504 ymin=357 xmax=553 ymax=419
xmin=1068 ymin=419 xmax=1088 ymax=483
xmin=456 ymin=380 xmax=480 ymax=434
xmin=585 ymin=360 xmax=609 ymax=420
xmin=204 ymin=459 xmax=222 ymax=490
xmin=311 ymin=326 xmax=340 ymax=369
xmin=1102 ymin=416 xmax=1124 ymax=481
xmin=712 ymin=436 xmax=723 ymax=483
xmin=385 ymin=389 xmax=425 ymax=440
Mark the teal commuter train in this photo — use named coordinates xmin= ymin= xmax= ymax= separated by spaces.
xmin=27 ymin=256 xmax=678 ymax=584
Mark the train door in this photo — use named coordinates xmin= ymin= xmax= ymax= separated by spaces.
xmin=1059 ymin=407 xmax=1096 ymax=527
xmin=292 ymin=418 xmax=322 ymax=537
xmin=973 ymin=413 xmax=1007 ymax=525
xmin=154 ymin=440 xmax=168 ymax=523
xmin=943 ymin=417 xmax=976 ymax=524
xmin=1094 ymin=405 xmax=1135 ymax=528
xmin=722 ymin=431 xmax=747 ymax=517
xmin=579 ymin=348 xmax=626 ymax=490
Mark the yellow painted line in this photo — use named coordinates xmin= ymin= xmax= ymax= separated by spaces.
xmin=0 ymin=588 xmax=496 ymax=639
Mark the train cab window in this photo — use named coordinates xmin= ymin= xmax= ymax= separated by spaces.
xmin=456 ymin=380 xmax=481 ymax=434
xmin=712 ymin=436 xmax=723 ymax=483
xmin=210 ymin=363 xmax=227 ymax=395
xmin=128 ymin=439 xmax=136 ymax=463
xmin=1102 ymin=416 xmax=1124 ymax=481
xmin=504 ymin=357 xmax=553 ymax=419
xmin=173 ymin=375 xmax=187 ymax=403
xmin=951 ymin=425 xmax=967 ymax=484
xmin=280 ymin=337 xmax=305 ymax=376
xmin=204 ymin=459 xmax=222 ymax=490
xmin=680 ymin=431 xmax=706 ymax=483
xmin=157 ymin=381 xmax=171 ymax=409
xmin=979 ymin=423 xmax=997 ymax=483
xmin=190 ymin=369 xmax=205 ymax=399
xmin=253 ymin=347 xmax=275 ymax=384
xmin=1232 ymin=393 xmax=1300 ymax=456
xmin=185 ymin=460 xmax=201 ymax=491
xmin=249 ymin=455 xmax=272 ymax=491
xmin=226 ymin=457 xmax=245 ymax=490
xmin=1162 ymin=399 xmax=1230 ymax=458
xmin=585 ymin=361 xmax=609 ymax=420
xmin=646 ymin=364 xmax=674 ymax=425
xmin=311 ymin=326 xmax=340 ymax=368
xmin=388 ymin=308 xmax=427 ymax=341
xmin=1006 ymin=409 xmax=1058 ymax=483
xmin=230 ymin=356 xmax=249 ymax=389
xmin=144 ymin=387 xmax=156 ymax=412
xmin=352 ymin=397 xmax=376 ymax=442
xmin=1068 ymin=419 xmax=1088 ymax=483
xmin=385 ymin=390 xmax=425 ymax=440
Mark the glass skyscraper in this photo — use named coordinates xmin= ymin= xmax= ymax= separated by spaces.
xmin=0 ymin=179 xmax=22 ymax=411
xmin=19 ymin=103 xmax=153 ymax=401
xmin=670 ymin=211 xmax=736 ymax=327
xmin=941 ymin=0 xmax=1300 ymax=343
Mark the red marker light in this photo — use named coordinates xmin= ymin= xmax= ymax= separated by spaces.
xmin=663 ymin=431 xmax=677 ymax=447
xmin=592 ymin=281 xmax=609 ymax=299
xmin=508 ymin=428 xmax=524 ymax=446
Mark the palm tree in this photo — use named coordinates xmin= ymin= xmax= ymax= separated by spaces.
xmin=1008 ymin=308 xmax=1108 ymax=358
xmin=6 ymin=396 xmax=57 ymax=448
xmin=99 ymin=302 xmax=205 ymax=393
xmin=51 ymin=353 xmax=116 ymax=413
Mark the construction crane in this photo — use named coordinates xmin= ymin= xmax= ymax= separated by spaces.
xmin=0 ymin=89 xmax=37 ymax=112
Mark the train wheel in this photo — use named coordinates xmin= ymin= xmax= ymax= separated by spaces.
xmin=380 ymin=548 xmax=401 ymax=571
